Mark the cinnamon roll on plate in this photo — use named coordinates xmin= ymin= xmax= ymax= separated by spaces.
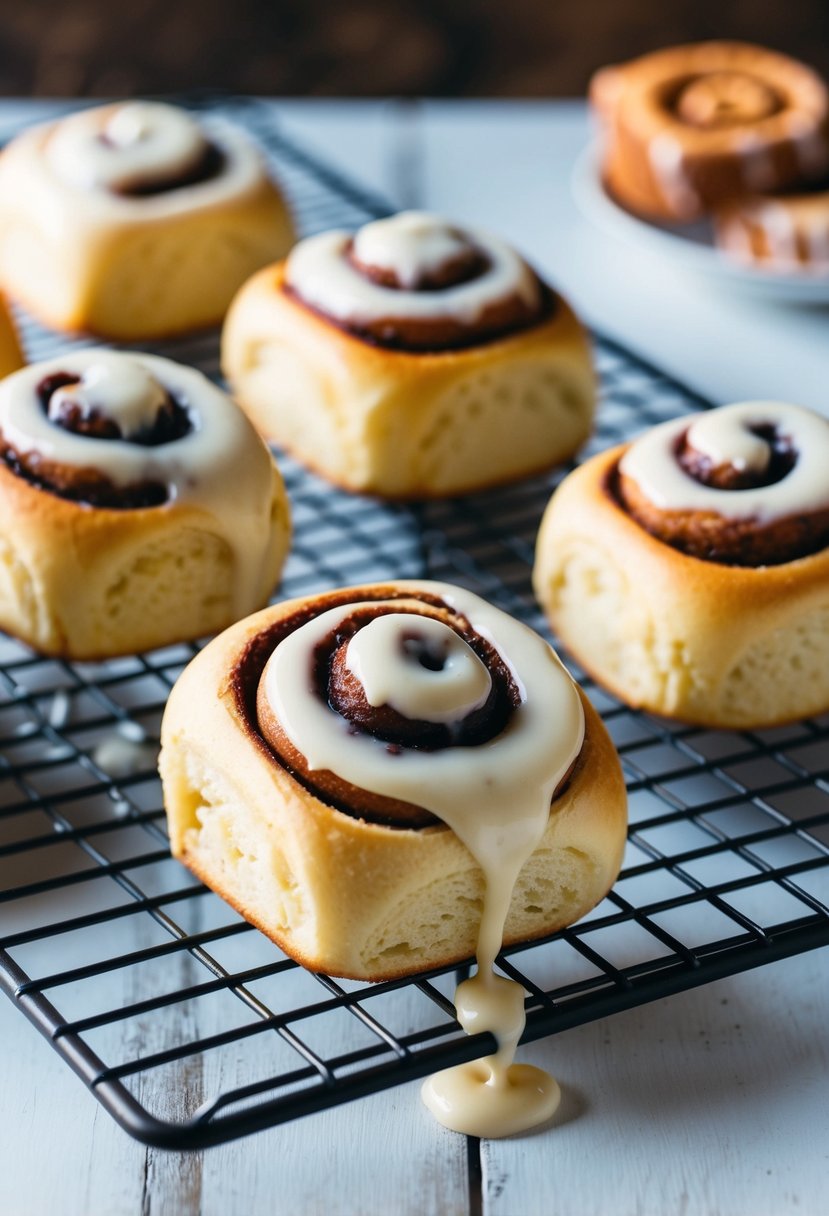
xmin=0 ymin=349 xmax=290 ymax=658
xmin=222 ymin=211 xmax=595 ymax=497
xmin=590 ymin=41 xmax=829 ymax=224
xmin=0 ymin=101 xmax=295 ymax=339
xmin=533 ymin=401 xmax=829 ymax=728
xmin=160 ymin=581 xmax=626 ymax=982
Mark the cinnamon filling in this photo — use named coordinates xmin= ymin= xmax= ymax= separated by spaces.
xmin=674 ymin=71 xmax=782 ymax=129
xmin=612 ymin=446 xmax=829 ymax=567
xmin=107 ymin=141 xmax=224 ymax=197
xmin=677 ymin=423 xmax=796 ymax=490
xmin=233 ymin=589 xmax=522 ymax=828
xmin=0 ymin=371 xmax=193 ymax=508
xmin=348 ymin=240 xmax=488 ymax=291
xmin=285 ymin=279 xmax=555 ymax=353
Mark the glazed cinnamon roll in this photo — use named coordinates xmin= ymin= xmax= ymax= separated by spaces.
xmin=0 ymin=101 xmax=294 ymax=339
xmin=533 ymin=402 xmax=829 ymax=727
xmin=222 ymin=211 xmax=595 ymax=497
xmin=160 ymin=582 xmax=627 ymax=981
xmin=590 ymin=42 xmax=829 ymax=222
xmin=0 ymin=349 xmax=290 ymax=658
xmin=715 ymin=185 xmax=829 ymax=272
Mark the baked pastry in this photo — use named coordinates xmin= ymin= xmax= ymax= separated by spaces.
xmin=221 ymin=211 xmax=595 ymax=497
xmin=590 ymin=42 xmax=829 ymax=222
xmin=715 ymin=186 xmax=829 ymax=271
xmin=0 ymin=293 xmax=23 ymax=379
xmin=0 ymin=101 xmax=294 ymax=339
xmin=0 ymin=348 xmax=291 ymax=658
xmin=160 ymin=581 xmax=627 ymax=981
xmin=533 ymin=401 xmax=829 ymax=727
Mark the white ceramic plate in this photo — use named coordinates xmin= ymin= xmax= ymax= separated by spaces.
xmin=572 ymin=146 xmax=829 ymax=304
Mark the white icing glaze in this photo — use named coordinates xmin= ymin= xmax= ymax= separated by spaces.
xmin=285 ymin=212 xmax=541 ymax=328
xmin=262 ymin=582 xmax=584 ymax=1137
xmin=27 ymin=103 xmax=266 ymax=220
xmin=647 ymin=135 xmax=700 ymax=218
xmin=619 ymin=401 xmax=829 ymax=521
xmin=345 ymin=614 xmax=492 ymax=724
xmin=47 ymin=102 xmax=207 ymax=194
xmin=0 ymin=350 xmax=280 ymax=614
xmin=352 ymin=212 xmax=474 ymax=289
xmin=48 ymin=354 xmax=167 ymax=437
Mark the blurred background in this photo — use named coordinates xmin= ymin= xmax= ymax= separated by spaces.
xmin=1 ymin=0 xmax=827 ymax=97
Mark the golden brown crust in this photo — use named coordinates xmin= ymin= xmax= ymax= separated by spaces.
xmin=160 ymin=589 xmax=628 ymax=981
xmin=222 ymin=263 xmax=596 ymax=498
xmin=590 ymin=41 xmax=829 ymax=222
xmin=533 ymin=444 xmax=829 ymax=727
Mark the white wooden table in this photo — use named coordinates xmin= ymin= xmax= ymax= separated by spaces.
xmin=1 ymin=100 xmax=828 ymax=1216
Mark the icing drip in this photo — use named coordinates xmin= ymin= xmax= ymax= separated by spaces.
xmin=261 ymin=582 xmax=584 ymax=1137
xmin=0 ymin=350 xmax=279 ymax=614
xmin=648 ymin=135 xmax=700 ymax=218
xmin=285 ymin=211 xmax=541 ymax=330
xmin=619 ymin=401 xmax=829 ymax=521
xmin=47 ymin=102 xmax=208 ymax=194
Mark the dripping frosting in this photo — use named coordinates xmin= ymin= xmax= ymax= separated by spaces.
xmin=258 ymin=581 xmax=585 ymax=1136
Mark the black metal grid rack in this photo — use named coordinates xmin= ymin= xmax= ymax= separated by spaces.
xmin=1 ymin=99 xmax=828 ymax=1149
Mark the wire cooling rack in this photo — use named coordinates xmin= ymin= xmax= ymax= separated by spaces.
xmin=1 ymin=99 xmax=828 ymax=1150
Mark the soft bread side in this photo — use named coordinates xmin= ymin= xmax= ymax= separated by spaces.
xmin=222 ymin=264 xmax=596 ymax=498
xmin=533 ymin=445 xmax=829 ymax=726
xmin=0 ymin=459 xmax=290 ymax=659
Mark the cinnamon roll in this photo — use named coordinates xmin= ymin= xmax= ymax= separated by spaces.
xmin=0 ymin=101 xmax=294 ymax=339
xmin=590 ymin=42 xmax=829 ymax=222
xmin=0 ymin=293 xmax=23 ymax=380
xmin=715 ymin=185 xmax=829 ymax=272
xmin=222 ymin=211 xmax=595 ymax=497
xmin=533 ymin=402 xmax=829 ymax=727
xmin=159 ymin=581 xmax=626 ymax=982
xmin=0 ymin=349 xmax=290 ymax=658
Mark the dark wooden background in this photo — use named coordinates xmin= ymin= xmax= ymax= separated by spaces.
xmin=1 ymin=0 xmax=827 ymax=97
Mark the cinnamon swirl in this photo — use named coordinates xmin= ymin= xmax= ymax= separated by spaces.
xmin=159 ymin=581 xmax=626 ymax=982
xmin=590 ymin=42 xmax=829 ymax=222
xmin=0 ymin=101 xmax=294 ymax=339
xmin=222 ymin=211 xmax=595 ymax=497
xmin=533 ymin=402 xmax=829 ymax=727
xmin=0 ymin=349 xmax=290 ymax=658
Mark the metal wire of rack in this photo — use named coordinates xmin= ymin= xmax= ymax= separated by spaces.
xmin=1 ymin=98 xmax=827 ymax=1149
